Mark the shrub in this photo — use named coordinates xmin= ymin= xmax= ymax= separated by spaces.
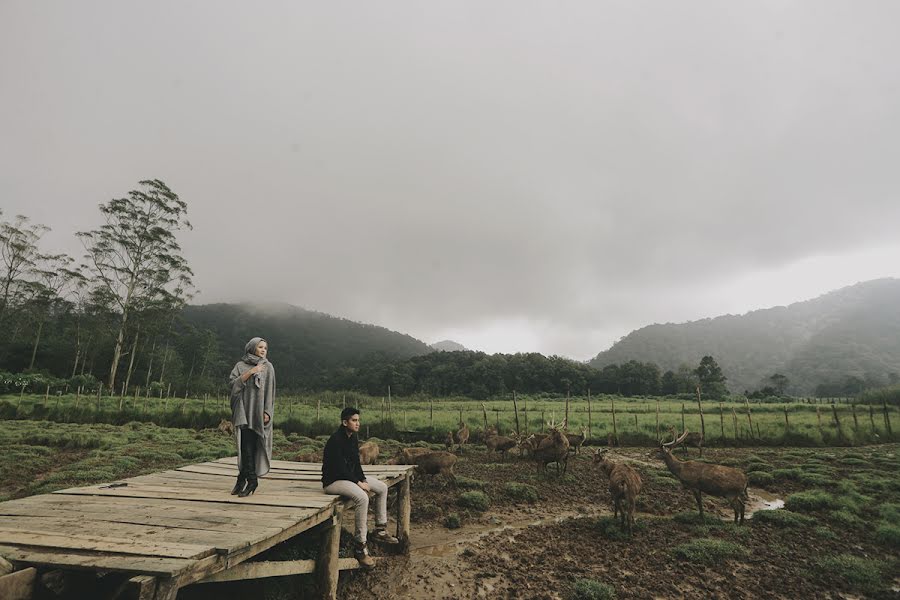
xmin=746 ymin=462 xmax=772 ymax=473
xmin=773 ymin=468 xmax=803 ymax=481
xmin=747 ymin=471 xmax=774 ymax=487
xmin=444 ymin=513 xmax=462 ymax=529
xmin=455 ymin=476 xmax=487 ymax=490
xmin=874 ymin=522 xmax=900 ymax=548
xmin=503 ymin=482 xmax=539 ymax=503
xmin=878 ymin=503 xmax=900 ymax=524
xmin=751 ymin=509 xmax=814 ymax=528
xmin=570 ymin=579 xmax=617 ymax=600
xmin=814 ymin=525 xmax=837 ymax=540
xmin=671 ymin=539 xmax=746 ymax=565
xmin=595 ymin=516 xmax=629 ymax=541
xmin=838 ymin=457 xmax=868 ymax=466
xmin=457 ymin=491 xmax=490 ymax=512
xmin=817 ymin=554 xmax=885 ymax=594
xmin=785 ymin=490 xmax=835 ymax=512
xmin=798 ymin=472 xmax=832 ymax=486
xmin=829 ymin=510 xmax=863 ymax=527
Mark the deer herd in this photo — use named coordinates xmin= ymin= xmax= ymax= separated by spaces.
xmin=383 ymin=418 xmax=749 ymax=534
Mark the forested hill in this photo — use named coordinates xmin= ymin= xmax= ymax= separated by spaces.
xmin=182 ymin=303 xmax=433 ymax=391
xmin=587 ymin=278 xmax=900 ymax=395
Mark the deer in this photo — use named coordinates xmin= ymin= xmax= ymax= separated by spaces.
xmin=410 ymin=450 xmax=457 ymax=480
xmin=651 ymin=430 xmax=748 ymax=523
xmin=593 ymin=449 xmax=643 ymax=535
xmin=518 ymin=432 xmax=549 ymax=457
xmin=358 ymin=441 xmax=379 ymax=465
xmin=566 ymin=426 xmax=587 ymax=455
xmin=387 ymin=447 xmax=434 ymax=465
xmin=484 ymin=427 xmax=517 ymax=460
xmin=455 ymin=421 xmax=470 ymax=452
xmin=531 ymin=422 xmax=570 ymax=475
xmin=444 ymin=430 xmax=455 ymax=451
xmin=217 ymin=419 xmax=235 ymax=436
xmin=667 ymin=425 xmax=704 ymax=457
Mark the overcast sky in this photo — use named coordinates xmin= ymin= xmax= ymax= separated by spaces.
xmin=2 ymin=2 xmax=900 ymax=361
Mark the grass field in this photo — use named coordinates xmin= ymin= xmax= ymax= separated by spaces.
xmin=1 ymin=390 xmax=897 ymax=447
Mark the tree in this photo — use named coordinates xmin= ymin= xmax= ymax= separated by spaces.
xmin=769 ymin=373 xmax=789 ymax=396
xmin=695 ymin=355 xmax=727 ymax=400
xmin=77 ymin=180 xmax=194 ymax=391
xmin=26 ymin=253 xmax=83 ymax=370
xmin=0 ymin=212 xmax=48 ymax=329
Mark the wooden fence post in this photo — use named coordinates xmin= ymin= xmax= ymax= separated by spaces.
xmin=316 ymin=399 xmax=321 ymax=425
xmin=851 ymin=404 xmax=859 ymax=432
xmin=884 ymin=401 xmax=893 ymax=436
xmin=719 ymin=402 xmax=725 ymax=440
xmin=816 ymin=406 xmax=822 ymax=434
xmin=524 ymin=395 xmax=529 ymax=435
xmin=681 ymin=403 xmax=685 ymax=432
xmin=611 ymin=397 xmax=618 ymax=445
xmin=512 ymin=391 xmax=520 ymax=436
xmin=565 ymin=389 xmax=570 ymax=429
xmin=481 ymin=403 xmax=488 ymax=433
xmin=744 ymin=398 xmax=754 ymax=440
xmin=655 ymin=398 xmax=660 ymax=442
xmin=429 ymin=398 xmax=434 ymax=431
xmin=731 ymin=407 xmax=738 ymax=441
xmin=869 ymin=405 xmax=877 ymax=434
xmin=587 ymin=389 xmax=592 ymax=440
xmin=832 ymin=403 xmax=845 ymax=443
xmin=696 ymin=386 xmax=705 ymax=439
xmin=783 ymin=406 xmax=790 ymax=436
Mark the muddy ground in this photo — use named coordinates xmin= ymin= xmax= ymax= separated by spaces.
xmin=332 ymin=444 xmax=900 ymax=600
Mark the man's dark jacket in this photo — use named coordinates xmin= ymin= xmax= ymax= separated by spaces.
xmin=321 ymin=426 xmax=366 ymax=486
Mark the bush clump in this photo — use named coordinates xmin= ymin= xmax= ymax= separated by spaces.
xmin=817 ymin=554 xmax=885 ymax=594
xmin=878 ymin=502 xmax=900 ymax=524
xmin=772 ymin=468 xmax=803 ymax=481
xmin=503 ymin=482 xmax=539 ymax=503
xmin=751 ymin=509 xmax=815 ymax=528
xmin=785 ymin=490 xmax=835 ymax=513
xmin=595 ymin=516 xmax=630 ymax=541
xmin=444 ymin=513 xmax=462 ymax=529
xmin=747 ymin=471 xmax=774 ymax=487
xmin=570 ymin=578 xmax=617 ymax=600
xmin=874 ymin=522 xmax=900 ymax=548
xmin=671 ymin=538 xmax=746 ymax=565
xmin=455 ymin=476 xmax=487 ymax=490
xmin=457 ymin=491 xmax=490 ymax=512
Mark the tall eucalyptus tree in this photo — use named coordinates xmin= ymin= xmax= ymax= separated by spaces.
xmin=77 ymin=180 xmax=194 ymax=391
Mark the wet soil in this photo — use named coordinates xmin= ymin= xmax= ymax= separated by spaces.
xmin=338 ymin=444 xmax=900 ymax=600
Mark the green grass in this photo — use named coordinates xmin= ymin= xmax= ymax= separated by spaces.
xmin=878 ymin=502 xmax=900 ymax=524
xmin=817 ymin=554 xmax=886 ymax=595
xmin=784 ymin=490 xmax=835 ymax=512
xmin=747 ymin=471 xmax=774 ymax=487
xmin=671 ymin=539 xmax=746 ymax=565
xmin=672 ymin=511 xmax=724 ymax=528
xmin=875 ymin=522 xmax=900 ymax=548
xmin=570 ymin=579 xmax=617 ymax=600
xmin=455 ymin=476 xmax=487 ymax=490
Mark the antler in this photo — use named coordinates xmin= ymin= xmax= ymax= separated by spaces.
xmin=662 ymin=429 xmax=688 ymax=448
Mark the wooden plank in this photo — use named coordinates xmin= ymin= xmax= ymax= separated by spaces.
xmin=123 ymin=575 xmax=157 ymax=600
xmin=0 ymin=504 xmax=297 ymax=534
xmin=53 ymin=485 xmax=334 ymax=509
xmin=0 ymin=516 xmax=259 ymax=555
xmin=0 ymin=545 xmax=197 ymax=577
xmin=7 ymin=493 xmax=314 ymax=520
xmin=0 ymin=567 xmax=36 ymax=600
xmin=197 ymin=557 xmax=360 ymax=583
xmin=212 ymin=457 xmax=413 ymax=474
xmin=0 ymin=527 xmax=211 ymax=559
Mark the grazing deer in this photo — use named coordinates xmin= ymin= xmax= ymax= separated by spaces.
xmin=566 ymin=426 xmax=587 ymax=455
xmin=651 ymin=431 xmax=748 ymax=523
xmin=358 ymin=441 xmax=379 ymax=465
xmin=411 ymin=450 xmax=457 ymax=480
xmin=667 ymin=426 xmax=704 ymax=457
xmin=593 ymin=449 xmax=643 ymax=535
xmin=532 ymin=422 xmax=570 ymax=475
xmin=387 ymin=447 xmax=433 ymax=465
xmin=217 ymin=419 xmax=235 ymax=436
xmin=484 ymin=428 xmax=517 ymax=460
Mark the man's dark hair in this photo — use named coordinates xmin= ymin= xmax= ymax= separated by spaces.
xmin=340 ymin=407 xmax=360 ymax=422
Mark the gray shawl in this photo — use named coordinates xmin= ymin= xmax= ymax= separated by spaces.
xmin=229 ymin=337 xmax=275 ymax=477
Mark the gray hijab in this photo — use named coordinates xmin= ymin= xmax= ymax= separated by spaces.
xmin=242 ymin=337 xmax=268 ymax=388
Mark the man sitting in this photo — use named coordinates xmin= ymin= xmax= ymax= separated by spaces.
xmin=322 ymin=407 xmax=398 ymax=568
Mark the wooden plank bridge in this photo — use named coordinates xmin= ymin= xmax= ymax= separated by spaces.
xmin=0 ymin=457 xmax=414 ymax=600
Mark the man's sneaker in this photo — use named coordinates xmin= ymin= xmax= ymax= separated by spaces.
xmin=372 ymin=528 xmax=399 ymax=544
xmin=354 ymin=542 xmax=375 ymax=569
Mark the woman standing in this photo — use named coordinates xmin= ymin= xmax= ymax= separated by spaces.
xmin=229 ymin=337 xmax=275 ymax=497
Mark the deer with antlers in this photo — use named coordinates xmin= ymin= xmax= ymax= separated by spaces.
xmin=667 ymin=425 xmax=704 ymax=457
xmin=531 ymin=420 xmax=570 ymax=475
xmin=651 ymin=430 xmax=748 ymax=523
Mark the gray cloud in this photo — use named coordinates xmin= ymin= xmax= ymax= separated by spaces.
xmin=2 ymin=1 xmax=900 ymax=360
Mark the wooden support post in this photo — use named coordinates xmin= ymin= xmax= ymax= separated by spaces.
xmin=731 ymin=407 xmax=738 ymax=440
xmin=783 ymin=406 xmax=790 ymax=435
xmin=152 ymin=577 xmax=179 ymax=600
xmin=0 ymin=567 xmax=36 ymax=600
xmin=680 ymin=403 xmax=685 ymax=432
xmin=123 ymin=575 xmax=157 ymax=600
xmin=481 ymin=403 xmax=488 ymax=433
xmin=564 ymin=389 xmax=570 ymax=429
xmin=429 ymin=398 xmax=434 ymax=431
xmin=396 ymin=475 xmax=411 ymax=552
xmin=524 ymin=394 xmax=529 ymax=435
xmin=851 ymin=404 xmax=859 ymax=431
xmin=317 ymin=513 xmax=341 ymax=600
xmin=870 ymin=405 xmax=877 ymax=434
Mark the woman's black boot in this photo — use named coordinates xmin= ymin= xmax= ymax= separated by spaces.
xmin=238 ymin=478 xmax=258 ymax=497
xmin=230 ymin=475 xmax=246 ymax=495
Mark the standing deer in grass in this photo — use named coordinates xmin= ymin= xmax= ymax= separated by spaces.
xmin=667 ymin=425 xmax=704 ymax=457
xmin=593 ymin=449 xmax=643 ymax=535
xmin=566 ymin=426 xmax=587 ymax=455
xmin=651 ymin=430 xmax=748 ymax=523
xmin=358 ymin=441 xmax=379 ymax=465
xmin=532 ymin=421 xmax=570 ymax=475
xmin=455 ymin=421 xmax=470 ymax=452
